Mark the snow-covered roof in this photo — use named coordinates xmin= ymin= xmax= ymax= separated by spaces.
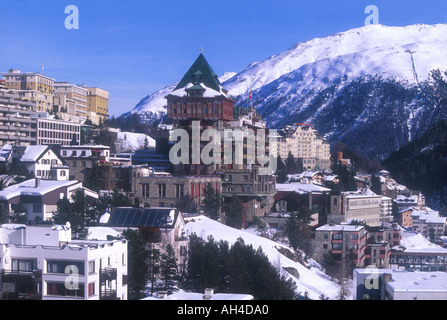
xmin=19 ymin=145 xmax=49 ymax=162
xmin=387 ymin=271 xmax=447 ymax=293
xmin=169 ymin=82 xmax=228 ymax=98
xmin=316 ymin=224 xmax=364 ymax=232
xmin=142 ymin=291 xmax=254 ymax=300
xmin=0 ymin=178 xmax=81 ymax=200
xmin=86 ymin=226 xmax=121 ymax=241
xmin=411 ymin=209 xmax=446 ymax=224
xmin=395 ymin=231 xmax=447 ymax=252
xmin=276 ymin=182 xmax=331 ymax=194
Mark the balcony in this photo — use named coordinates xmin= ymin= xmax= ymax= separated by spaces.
xmin=1 ymin=269 xmax=42 ymax=300
xmin=100 ymin=267 xmax=117 ymax=282
xmin=100 ymin=289 xmax=118 ymax=300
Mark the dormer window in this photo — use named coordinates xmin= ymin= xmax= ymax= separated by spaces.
xmin=193 ymin=70 xmax=203 ymax=81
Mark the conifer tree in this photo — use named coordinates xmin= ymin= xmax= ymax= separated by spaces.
xmin=146 ymin=243 xmax=160 ymax=296
xmin=123 ymin=228 xmax=148 ymax=300
xmin=160 ymin=244 xmax=178 ymax=293
xmin=201 ymin=183 xmax=221 ymax=220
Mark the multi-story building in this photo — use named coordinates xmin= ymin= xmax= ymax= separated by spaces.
xmin=276 ymin=123 xmax=331 ymax=171
xmin=0 ymin=178 xmax=97 ymax=222
xmin=1 ymin=69 xmax=55 ymax=112
xmin=313 ymin=223 xmax=367 ymax=267
xmin=363 ymin=226 xmax=400 ymax=269
xmin=389 ymin=247 xmax=447 ymax=272
xmin=59 ymin=144 xmax=110 ymax=182
xmin=32 ymin=112 xmax=81 ymax=146
xmin=106 ymin=207 xmax=188 ymax=275
xmin=87 ymin=87 xmax=109 ymax=124
xmin=0 ymin=82 xmax=37 ymax=146
xmin=380 ymin=196 xmax=393 ymax=225
xmin=54 ymin=82 xmax=88 ymax=122
xmin=393 ymin=193 xmax=425 ymax=211
xmin=411 ymin=208 xmax=446 ymax=237
xmin=353 ymin=269 xmax=447 ymax=300
xmin=396 ymin=207 xmax=414 ymax=229
xmin=165 ymin=52 xmax=277 ymax=225
xmin=133 ymin=171 xmax=221 ymax=209
xmin=10 ymin=144 xmax=68 ymax=180
xmin=328 ymin=191 xmax=382 ymax=227
xmin=0 ymin=223 xmax=127 ymax=300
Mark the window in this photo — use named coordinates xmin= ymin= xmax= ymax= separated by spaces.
xmin=88 ymin=283 xmax=95 ymax=297
xmin=47 ymin=260 xmax=84 ymax=275
xmin=47 ymin=282 xmax=85 ymax=298
xmin=332 ymin=233 xmax=343 ymax=240
xmin=88 ymin=261 xmax=95 ymax=274
xmin=322 ymin=233 xmax=329 ymax=240
xmin=332 ymin=243 xmax=342 ymax=250
xmin=12 ymin=259 xmax=37 ymax=272
xmin=157 ymin=184 xmax=166 ymax=198
xmin=141 ymin=184 xmax=150 ymax=198
xmin=33 ymin=204 xmax=43 ymax=213
xmin=175 ymin=184 xmax=184 ymax=198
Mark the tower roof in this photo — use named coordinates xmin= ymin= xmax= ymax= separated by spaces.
xmin=173 ymin=53 xmax=225 ymax=94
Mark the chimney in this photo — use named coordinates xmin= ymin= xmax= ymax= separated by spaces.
xmin=384 ymin=273 xmax=393 ymax=283
xmin=203 ymin=288 xmax=214 ymax=300
xmin=35 ymin=178 xmax=41 ymax=188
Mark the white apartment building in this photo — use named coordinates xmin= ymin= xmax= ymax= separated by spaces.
xmin=411 ymin=208 xmax=446 ymax=236
xmin=0 ymin=223 xmax=128 ymax=300
xmin=328 ymin=192 xmax=382 ymax=227
xmin=32 ymin=112 xmax=81 ymax=146
xmin=380 ymin=196 xmax=393 ymax=225
xmin=353 ymin=269 xmax=447 ymax=300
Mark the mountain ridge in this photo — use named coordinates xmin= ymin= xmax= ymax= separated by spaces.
xmin=122 ymin=23 xmax=447 ymax=158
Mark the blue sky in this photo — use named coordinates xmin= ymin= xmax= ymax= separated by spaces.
xmin=1 ymin=0 xmax=447 ymax=117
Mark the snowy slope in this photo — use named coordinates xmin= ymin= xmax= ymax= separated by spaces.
xmin=223 ymin=24 xmax=447 ymax=98
xmin=115 ymin=131 xmax=156 ymax=153
xmin=184 ymin=215 xmax=341 ymax=300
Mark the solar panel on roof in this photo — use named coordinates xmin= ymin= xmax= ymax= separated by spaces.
xmin=108 ymin=207 xmax=177 ymax=228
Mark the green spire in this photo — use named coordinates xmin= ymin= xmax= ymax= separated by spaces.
xmin=173 ymin=53 xmax=223 ymax=93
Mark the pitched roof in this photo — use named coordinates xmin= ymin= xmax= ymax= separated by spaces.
xmin=0 ymin=179 xmax=82 ymax=201
xmin=18 ymin=145 xmax=49 ymax=162
xmin=172 ymin=53 xmax=225 ymax=95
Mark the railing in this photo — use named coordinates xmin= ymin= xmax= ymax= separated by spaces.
xmin=100 ymin=289 xmax=117 ymax=300
xmin=100 ymin=267 xmax=117 ymax=282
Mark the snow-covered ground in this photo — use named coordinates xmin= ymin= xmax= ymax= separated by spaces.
xmin=115 ymin=131 xmax=156 ymax=153
xmin=398 ymin=230 xmax=447 ymax=251
xmin=184 ymin=215 xmax=342 ymax=300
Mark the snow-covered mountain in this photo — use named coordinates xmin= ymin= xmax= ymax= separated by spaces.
xmin=123 ymin=23 xmax=447 ymax=157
